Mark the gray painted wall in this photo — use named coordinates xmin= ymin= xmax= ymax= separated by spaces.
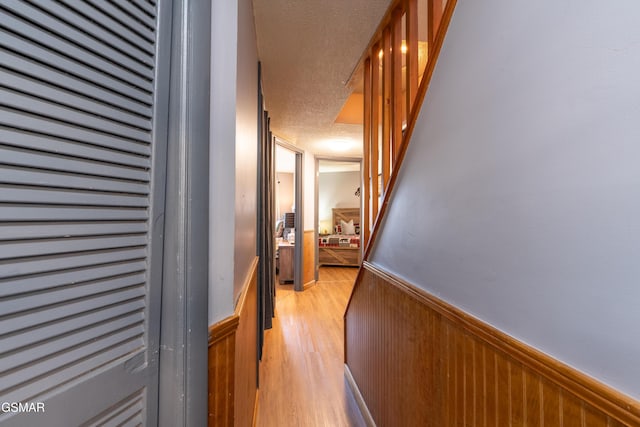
xmin=209 ymin=0 xmax=259 ymax=323
xmin=371 ymin=0 xmax=640 ymax=398
xmin=210 ymin=0 xmax=238 ymax=323
xmin=234 ymin=0 xmax=259 ymax=303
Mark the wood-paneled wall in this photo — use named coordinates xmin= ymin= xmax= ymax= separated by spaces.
xmin=303 ymin=230 xmax=315 ymax=288
xmin=344 ymin=262 xmax=640 ymax=427
xmin=234 ymin=258 xmax=258 ymax=426
xmin=208 ymin=316 xmax=238 ymax=426
xmin=209 ymin=257 xmax=259 ymax=426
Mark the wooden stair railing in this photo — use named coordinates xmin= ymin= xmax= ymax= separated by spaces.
xmin=358 ymin=0 xmax=455 ymax=252
xmin=346 ymin=0 xmax=457 ymax=313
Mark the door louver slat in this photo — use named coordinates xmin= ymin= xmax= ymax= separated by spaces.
xmin=0 ymin=31 xmax=153 ymax=105
xmin=1 ymin=1 xmax=154 ymax=77
xmin=84 ymin=0 xmax=154 ymax=43
xmin=0 ymin=286 xmax=145 ymax=335
xmin=0 ymin=222 xmax=148 ymax=241
xmin=0 ymin=128 xmax=151 ymax=169
xmin=0 ymin=312 xmax=145 ymax=372
xmin=0 ymin=109 xmax=151 ymax=156
xmin=0 ymin=89 xmax=151 ymax=143
xmin=0 ymin=12 xmax=153 ymax=92
xmin=0 ymin=186 xmax=149 ymax=207
xmin=0 ymin=69 xmax=152 ymax=130
xmin=0 ymin=247 xmax=147 ymax=282
xmin=0 ymin=300 xmax=145 ymax=354
xmin=0 ymin=260 xmax=147 ymax=297
xmin=129 ymin=0 xmax=157 ymax=18
xmin=4 ymin=338 xmax=145 ymax=403
xmin=29 ymin=0 xmax=155 ymax=67
xmin=1 ymin=235 xmax=148 ymax=261
xmin=97 ymin=0 xmax=156 ymax=32
xmin=0 ymin=167 xmax=149 ymax=194
xmin=0 ymin=146 xmax=150 ymax=182
xmin=0 ymin=50 xmax=152 ymax=118
xmin=0 ymin=205 xmax=149 ymax=222
xmin=58 ymin=0 xmax=155 ymax=55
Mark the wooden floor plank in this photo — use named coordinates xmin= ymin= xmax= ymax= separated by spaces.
xmin=256 ymin=267 xmax=365 ymax=427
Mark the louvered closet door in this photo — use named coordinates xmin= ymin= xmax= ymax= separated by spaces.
xmin=0 ymin=1 xmax=168 ymax=425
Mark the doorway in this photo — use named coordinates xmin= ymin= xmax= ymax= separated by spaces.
xmin=274 ymin=140 xmax=304 ymax=291
xmin=314 ymin=157 xmax=363 ymax=281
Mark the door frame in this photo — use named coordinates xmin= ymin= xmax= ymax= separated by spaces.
xmin=158 ymin=0 xmax=210 ymax=425
xmin=314 ymin=156 xmax=363 ymax=281
xmin=275 ymin=138 xmax=304 ymax=291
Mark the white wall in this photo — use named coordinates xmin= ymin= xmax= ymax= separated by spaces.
xmin=318 ymin=171 xmax=360 ymax=231
xmin=275 ymin=172 xmax=294 ymax=219
xmin=371 ymin=0 xmax=640 ymax=398
xmin=209 ymin=0 xmax=258 ymax=324
xmin=303 ymin=151 xmax=315 ymax=231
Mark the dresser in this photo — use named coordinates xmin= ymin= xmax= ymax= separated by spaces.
xmin=278 ymin=242 xmax=294 ymax=284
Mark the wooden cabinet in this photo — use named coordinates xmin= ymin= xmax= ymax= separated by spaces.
xmin=278 ymin=243 xmax=294 ymax=284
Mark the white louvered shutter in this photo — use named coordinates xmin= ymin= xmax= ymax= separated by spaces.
xmin=0 ymin=1 xmax=167 ymax=425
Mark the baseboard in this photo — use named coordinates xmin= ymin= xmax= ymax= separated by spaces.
xmin=344 ymin=364 xmax=376 ymax=427
xmin=303 ymin=279 xmax=316 ymax=290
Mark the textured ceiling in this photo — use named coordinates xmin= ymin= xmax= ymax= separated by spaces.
xmin=253 ymin=0 xmax=392 ymax=157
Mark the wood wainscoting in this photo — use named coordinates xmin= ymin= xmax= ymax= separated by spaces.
xmin=208 ymin=257 xmax=259 ymax=426
xmin=303 ymin=230 xmax=315 ymax=289
xmin=344 ymin=262 xmax=640 ymax=427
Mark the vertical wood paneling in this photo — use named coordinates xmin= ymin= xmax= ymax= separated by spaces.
xmin=208 ymin=318 xmax=238 ymax=426
xmin=234 ymin=259 xmax=258 ymax=427
xmin=302 ymin=231 xmax=315 ymax=286
xmin=524 ymin=370 xmax=541 ymax=426
xmin=583 ymin=404 xmax=608 ymax=426
xmin=562 ymin=390 xmax=584 ymax=427
xmin=511 ymin=362 xmax=525 ymax=425
xmin=474 ymin=340 xmax=486 ymax=426
xmin=209 ymin=258 xmax=258 ymax=427
xmin=345 ymin=263 xmax=640 ymax=427
xmin=495 ymin=352 xmax=510 ymax=427
xmin=542 ymin=380 xmax=562 ymax=426
xmin=484 ymin=349 xmax=497 ymax=426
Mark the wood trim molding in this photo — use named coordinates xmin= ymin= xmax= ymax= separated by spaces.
xmin=344 ymin=365 xmax=376 ymax=427
xmin=208 ymin=316 xmax=240 ymax=345
xmin=348 ymin=261 xmax=640 ymax=426
xmin=208 ymin=257 xmax=259 ymax=426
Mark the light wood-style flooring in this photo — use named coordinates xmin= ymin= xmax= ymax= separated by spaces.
xmin=256 ymin=267 xmax=365 ymax=427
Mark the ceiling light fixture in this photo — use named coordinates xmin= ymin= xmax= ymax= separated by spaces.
xmin=325 ymin=138 xmax=354 ymax=153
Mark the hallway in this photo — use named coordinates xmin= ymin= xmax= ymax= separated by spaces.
xmin=256 ymin=267 xmax=366 ymax=427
